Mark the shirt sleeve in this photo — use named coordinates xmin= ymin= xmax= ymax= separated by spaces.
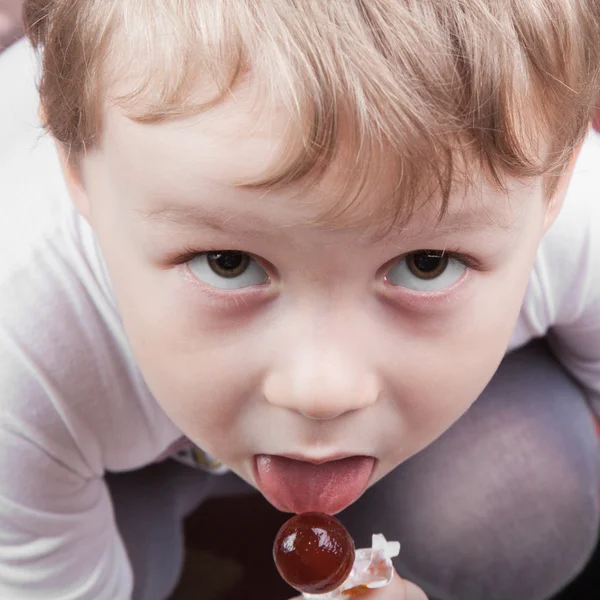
xmin=543 ymin=133 xmax=600 ymax=418
xmin=548 ymin=299 xmax=600 ymax=418
xmin=0 ymin=38 xmax=169 ymax=598
xmin=0 ymin=330 xmax=134 ymax=599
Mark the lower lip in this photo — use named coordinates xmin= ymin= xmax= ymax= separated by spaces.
xmin=254 ymin=454 xmax=376 ymax=514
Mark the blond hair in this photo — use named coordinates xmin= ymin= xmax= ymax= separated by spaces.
xmin=25 ymin=0 xmax=600 ymax=225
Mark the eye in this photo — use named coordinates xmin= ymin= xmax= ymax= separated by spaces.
xmin=386 ymin=250 xmax=467 ymax=292
xmin=187 ymin=251 xmax=268 ymax=290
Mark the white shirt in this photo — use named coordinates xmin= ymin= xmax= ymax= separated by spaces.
xmin=1 ymin=40 xmax=599 ymax=598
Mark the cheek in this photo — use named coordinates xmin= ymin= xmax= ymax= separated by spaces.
xmin=125 ymin=316 xmax=262 ymax=455
xmin=96 ymin=240 xmax=261 ymax=438
xmin=125 ymin=302 xmax=256 ymax=422
xmin=381 ymin=272 xmax=534 ymax=444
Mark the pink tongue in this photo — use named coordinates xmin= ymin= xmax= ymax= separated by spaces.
xmin=256 ymin=455 xmax=375 ymax=515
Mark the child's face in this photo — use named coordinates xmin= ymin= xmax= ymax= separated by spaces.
xmin=68 ymin=88 xmax=571 ymax=514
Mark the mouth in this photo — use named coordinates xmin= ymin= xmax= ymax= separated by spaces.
xmin=254 ymin=454 xmax=377 ymax=515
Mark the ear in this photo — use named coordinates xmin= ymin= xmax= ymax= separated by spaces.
xmin=41 ymin=98 xmax=94 ymax=224
xmin=543 ymin=138 xmax=585 ymax=232
xmin=54 ymin=141 xmax=93 ymax=224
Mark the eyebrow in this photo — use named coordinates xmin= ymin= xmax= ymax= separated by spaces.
xmin=138 ymin=201 xmax=509 ymax=239
xmin=431 ymin=210 xmax=509 ymax=234
xmin=137 ymin=204 xmax=275 ymax=235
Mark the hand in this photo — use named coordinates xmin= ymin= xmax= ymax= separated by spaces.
xmin=0 ymin=0 xmax=24 ymax=50
xmin=290 ymin=572 xmax=428 ymax=600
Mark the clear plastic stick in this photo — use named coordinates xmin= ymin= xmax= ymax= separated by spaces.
xmin=301 ymin=534 xmax=400 ymax=599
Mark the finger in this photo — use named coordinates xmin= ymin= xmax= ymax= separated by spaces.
xmin=352 ymin=573 xmax=428 ymax=600
xmin=374 ymin=573 xmax=427 ymax=600
xmin=288 ymin=574 xmax=428 ymax=600
xmin=403 ymin=578 xmax=429 ymax=600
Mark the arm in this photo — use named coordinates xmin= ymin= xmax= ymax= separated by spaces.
xmin=544 ymin=133 xmax=600 ymax=418
xmin=0 ymin=333 xmax=134 ymax=599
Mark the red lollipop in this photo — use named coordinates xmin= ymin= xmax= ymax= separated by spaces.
xmin=273 ymin=512 xmax=356 ymax=594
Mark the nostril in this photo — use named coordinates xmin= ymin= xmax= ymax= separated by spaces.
xmin=263 ymin=358 xmax=380 ymax=420
xmin=297 ymin=404 xmax=349 ymax=421
xmin=264 ymin=375 xmax=379 ymax=421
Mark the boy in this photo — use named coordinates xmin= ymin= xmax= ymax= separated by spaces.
xmin=1 ymin=1 xmax=600 ymax=598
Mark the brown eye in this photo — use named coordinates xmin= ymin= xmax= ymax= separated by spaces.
xmin=206 ymin=251 xmax=250 ymax=278
xmin=386 ymin=250 xmax=467 ymax=291
xmin=406 ymin=251 xmax=448 ymax=280
xmin=188 ymin=251 xmax=268 ymax=289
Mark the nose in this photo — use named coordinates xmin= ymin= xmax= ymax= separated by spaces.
xmin=263 ymin=342 xmax=379 ymax=420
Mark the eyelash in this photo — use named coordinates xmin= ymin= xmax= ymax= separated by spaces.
xmin=170 ymin=246 xmax=482 ymax=264
xmin=169 ymin=247 xmax=218 ymax=266
xmin=405 ymin=249 xmax=483 ymax=271
xmin=169 ymin=247 xmax=485 ymax=285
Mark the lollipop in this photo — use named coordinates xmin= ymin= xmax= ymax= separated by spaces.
xmin=273 ymin=512 xmax=355 ymax=594
xmin=273 ymin=512 xmax=400 ymax=598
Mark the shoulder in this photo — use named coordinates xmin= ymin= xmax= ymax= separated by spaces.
xmin=547 ymin=130 xmax=600 ymax=256
xmin=0 ymin=42 xmax=180 ymax=473
xmin=536 ymin=131 xmax=600 ymax=322
xmin=0 ymin=244 xmax=181 ymax=473
xmin=0 ymin=39 xmax=68 ymax=282
xmin=514 ymin=131 xmax=600 ymax=345
xmin=0 ymin=39 xmax=40 ymax=156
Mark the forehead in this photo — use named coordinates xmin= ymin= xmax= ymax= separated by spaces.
xmin=95 ymin=86 xmax=540 ymax=237
xmin=103 ymin=79 xmax=282 ymax=184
